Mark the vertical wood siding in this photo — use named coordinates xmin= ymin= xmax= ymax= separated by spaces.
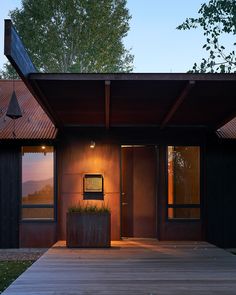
xmin=0 ymin=146 xmax=20 ymax=248
xmin=206 ymin=142 xmax=236 ymax=248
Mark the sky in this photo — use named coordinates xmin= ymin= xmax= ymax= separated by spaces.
xmin=22 ymin=153 xmax=53 ymax=182
xmin=0 ymin=0 xmax=227 ymax=73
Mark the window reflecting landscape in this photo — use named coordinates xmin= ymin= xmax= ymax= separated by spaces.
xmin=168 ymin=146 xmax=200 ymax=219
xmin=22 ymin=146 xmax=54 ymax=219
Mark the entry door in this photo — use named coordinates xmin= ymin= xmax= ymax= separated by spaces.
xmin=121 ymin=146 xmax=157 ymax=238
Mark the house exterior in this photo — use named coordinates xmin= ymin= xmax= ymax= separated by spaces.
xmin=1 ymin=20 xmax=236 ymax=249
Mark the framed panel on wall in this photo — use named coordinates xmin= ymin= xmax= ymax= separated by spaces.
xmin=83 ymin=174 xmax=104 ymax=200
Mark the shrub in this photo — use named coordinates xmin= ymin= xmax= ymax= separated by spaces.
xmin=68 ymin=202 xmax=110 ymax=214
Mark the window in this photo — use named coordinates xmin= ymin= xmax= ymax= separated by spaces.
xmin=168 ymin=146 xmax=200 ymax=219
xmin=21 ymin=146 xmax=55 ymax=220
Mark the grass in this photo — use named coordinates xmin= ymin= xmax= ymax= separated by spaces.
xmin=68 ymin=202 xmax=110 ymax=213
xmin=0 ymin=261 xmax=33 ymax=293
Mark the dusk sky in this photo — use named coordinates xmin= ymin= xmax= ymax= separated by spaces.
xmin=0 ymin=0 xmax=226 ymax=73
xmin=22 ymin=153 xmax=53 ymax=182
xmin=0 ymin=0 xmax=234 ymax=73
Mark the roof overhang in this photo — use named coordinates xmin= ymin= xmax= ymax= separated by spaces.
xmin=27 ymin=73 xmax=236 ymax=132
xmin=4 ymin=20 xmax=236 ymax=134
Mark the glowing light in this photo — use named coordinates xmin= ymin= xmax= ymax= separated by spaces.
xmin=90 ymin=141 xmax=95 ymax=149
xmin=41 ymin=145 xmax=46 ymax=150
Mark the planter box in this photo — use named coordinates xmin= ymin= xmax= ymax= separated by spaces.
xmin=66 ymin=212 xmax=111 ymax=248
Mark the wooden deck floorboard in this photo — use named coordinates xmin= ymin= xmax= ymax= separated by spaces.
xmin=2 ymin=240 xmax=236 ymax=295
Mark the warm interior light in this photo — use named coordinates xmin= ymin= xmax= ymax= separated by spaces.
xmin=41 ymin=145 xmax=46 ymax=150
xmin=90 ymin=141 xmax=95 ymax=149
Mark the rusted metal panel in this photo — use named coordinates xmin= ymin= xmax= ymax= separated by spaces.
xmin=20 ymin=222 xmax=57 ymax=247
xmin=0 ymin=80 xmax=57 ymax=139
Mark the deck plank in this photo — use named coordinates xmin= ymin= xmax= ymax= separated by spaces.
xmin=2 ymin=240 xmax=236 ymax=295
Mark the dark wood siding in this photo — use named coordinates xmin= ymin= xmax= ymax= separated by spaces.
xmin=0 ymin=146 xmax=20 ymax=248
xmin=206 ymin=141 xmax=236 ymax=248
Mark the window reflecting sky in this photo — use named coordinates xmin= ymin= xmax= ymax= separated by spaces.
xmin=22 ymin=153 xmax=53 ymax=183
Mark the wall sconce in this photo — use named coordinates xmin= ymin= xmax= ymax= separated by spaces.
xmin=41 ymin=145 xmax=47 ymax=155
xmin=90 ymin=141 xmax=95 ymax=149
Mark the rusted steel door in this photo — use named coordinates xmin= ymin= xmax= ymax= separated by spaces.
xmin=121 ymin=146 xmax=157 ymax=238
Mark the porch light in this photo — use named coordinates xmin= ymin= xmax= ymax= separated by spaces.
xmin=41 ymin=145 xmax=47 ymax=155
xmin=90 ymin=141 xmax=95 ymax=149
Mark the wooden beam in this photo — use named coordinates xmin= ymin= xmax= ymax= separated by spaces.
xmin=4 ymin=20 xmax=60 ymax=126
xmin=105 ymin=81 xmax=111 ymax=129
xmin=30 ymin=79 xmax=63 ymax=128
xmin=4 ymin=19 xmax=37 ymax=79
xmin=160 ymin=81 xmax=195 ymax=129
xmin=28 ymin=73 xmax=236 ymax=82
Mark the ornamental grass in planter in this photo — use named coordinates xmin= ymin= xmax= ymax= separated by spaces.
xmin=66 ymin=202 xmax=111 ymax=248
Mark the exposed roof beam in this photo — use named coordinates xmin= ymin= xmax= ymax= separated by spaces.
xmin=28 ymin=73 xmax=236 ymax=82
xmin=160 ymin=81 xmax=195 ymax=129
xmin=4 ymin=20 xmax=59 ymax=126
xmin=4 ymin=19 xmax=37 ymax=79
xmin=105 ymin=81 xmax=111 ymax=129
xmin=30 ymin=79 xmax=63 ymax=128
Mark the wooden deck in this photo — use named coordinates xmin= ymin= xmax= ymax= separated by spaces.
xmin=2 ymin=239 xmax=236 ymax=295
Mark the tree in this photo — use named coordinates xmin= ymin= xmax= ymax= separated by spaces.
xmin=0 ymin=63 xmax=19 ymax=79
xmin=177 ymin=0 xmax=236 ymax=73
xmin=1 ymin=0 xmax=133 ymax=76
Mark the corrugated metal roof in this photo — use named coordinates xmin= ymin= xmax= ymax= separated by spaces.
xmin=0 ymin=80 xmax=57 ymax=140
xmin=217 ymin=117 xmax=236 ymax=139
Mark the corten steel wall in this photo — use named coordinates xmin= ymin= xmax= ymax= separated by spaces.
xmin=20 ymin=223 xmax=57 ymax=247
xmin=57 ymin=134 xmax=121 ymax=240
xmin=206 ymin=140 xmax=236 ymax=248
xmin=0 ymin=127 xmax=208 ymax=247
xmin=0 ymin=146 xmax=20 ymax=248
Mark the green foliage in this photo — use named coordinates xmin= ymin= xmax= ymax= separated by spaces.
xmin=0 ymin=261 xmax=33 ymax=293
xmin=177 ymin=0 xmax=236 ymax=73
xmin=0 ymin=64 xmax=19 ymax=80
xmin=2 ymin=0 xmax=133 ymax=75
xmin=68 ymin=202 xmax=110 ymax=213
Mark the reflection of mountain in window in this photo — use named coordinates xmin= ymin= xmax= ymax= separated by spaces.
xmin=21 ymin=146 xmax=54 ymax=220
xmin=23 ymin=183 xmax=53 ymax=205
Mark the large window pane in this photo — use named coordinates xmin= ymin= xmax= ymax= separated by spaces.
xmin=168 ymin=146 xmax=200 ymax=219
xmin=22 ymin=146 xmax=54 ymax=220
